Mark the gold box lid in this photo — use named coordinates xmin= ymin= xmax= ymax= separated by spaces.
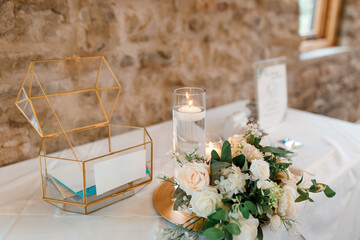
xmin=15 ymin=56 xmax=121 ymax=138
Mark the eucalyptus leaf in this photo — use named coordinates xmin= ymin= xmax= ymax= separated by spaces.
xmin=244 ymin=201 xmax=257 ymax=213
xmin=230 ymin=217 xmax=241 ymax=226
xmin=311 ymin=179 xmax=317 ymax=186
xmin=171 ymin=187 xmax=186 ymax=199
xmin=211 ymin=159 xmax=219 ymax=164
xmin=210 ymin=173 xmax=221 ymax=186
xmin=264 ymin=155 xmax=272 ymax=161
xmin=295 ymin=188 xmax=311 ymax=202
xmin=262 ymin=204 xmax=273 ymax=215
xmin=261 ymin=146 xmax=290 ymax=157
xmin=224 ymin=229 xmax=233 ymax=240
xmin=257 ymin=225 xmax=263 ymax=240
xmin=257 ymin=204 xmax=263 ymax=215
xmin=225 ymin=223 xmax=241 ymax=235
xmin=240 ymin=207 xmax=250 ymax=219
xmin=254 ymin=137 xmax=261 ymax=147
xmin=324 ymin=185 xmax=336 ymax=198
xmin=222 ymin=198 xmax=233 ymax=203
xmin=173 ymin=197 xmax=184 ymax=210
xmin=221 ymin=141 xmax=232 ymax=163
xmin=172 ymin=186 xmax=187 ymax=210
xmin=211 ymin=150 xmax=221 ymax=161
xmin=295 ymin=195 xmax=308 ymax=203
xmin=296 ymin=175 xmax=304 ymax=186
xmin=248 ymin=135 xmax=255 ymax=145
xmin=210 ymin=209 xmax=229 ymax=221
xmin=233 ymin=155 xmax=245 ymax=168
xmin=211 ymin=162 xmax=231 ymax=175
xmin=309 ymin=185 xmax=317 ymax=193
xmin=308 ymin=179 xmax=318 ymax=193
xmin=203 ymin=227 xmax=224 ymax=240
xmin=215 ymin=204 xmax=221 ymax=211
xmin=297 ymin=188 xmax=309 ymax=198
xmin=203 ymin=220 xmax=218 ymax=230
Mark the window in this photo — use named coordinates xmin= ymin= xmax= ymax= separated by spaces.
xmin=298 ymin=0 xmax=342 ymax=52
xmin=299 ymin=0 xmax=317 ymax=36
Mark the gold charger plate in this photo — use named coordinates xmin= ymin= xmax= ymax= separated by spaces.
xmin=153 ymin=177 xmax=204 ymax=231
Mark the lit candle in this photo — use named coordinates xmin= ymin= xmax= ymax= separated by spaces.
xmin=206 ymin=141 xmax=221 ymax=160
xmin=205 ymin=134 xmax=222 ymax=160
xmin=174 ymin=92 xmax=205 ymax=122
xmin=206 ymin=141 xmax=214 ymax=159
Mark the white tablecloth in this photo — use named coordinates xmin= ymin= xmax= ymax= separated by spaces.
xmin=1 ymin=101 xmax=360 ymax=240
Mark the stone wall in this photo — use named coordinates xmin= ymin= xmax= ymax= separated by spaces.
xmin=0 ymin=0 xmax=359 ymax=166
xmin=292 ymin=49 xmax=360 ymax=121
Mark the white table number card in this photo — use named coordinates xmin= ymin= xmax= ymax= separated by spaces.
xmin=94 ymin=149 xmax=147 ymax=195
xmin=255 ymin=57 xmax=287 ymax=130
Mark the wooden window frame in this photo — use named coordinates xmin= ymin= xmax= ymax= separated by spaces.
xmin=299 ymin=0 xmax=342 ymax=52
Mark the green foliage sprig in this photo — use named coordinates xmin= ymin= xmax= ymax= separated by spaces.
xmin=295 ymin=178 xmax=336 ymax=202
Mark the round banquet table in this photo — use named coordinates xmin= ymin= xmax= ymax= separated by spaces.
xmin=1 ymin=100 xmax=360 ymax=240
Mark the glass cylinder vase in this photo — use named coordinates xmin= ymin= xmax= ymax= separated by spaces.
xmin=172 ymin=87 xmax=206 ymax=160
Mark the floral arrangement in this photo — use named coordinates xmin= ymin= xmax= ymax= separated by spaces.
xmin=158 ymin=123 xmax=335 ymax=240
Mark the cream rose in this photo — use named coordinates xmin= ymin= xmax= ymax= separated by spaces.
xmin=228 ymin=134 xmax=247 ymax=158
xmin=239 ymin=143 xmax=264 ymax=161
xmin=233 ymin=214 xmax=259 ymax=240
xmin=228 ymin=135 xmax=264 ymax=161
xmin=257 ymin=179 xmax=274 ymax=189
xmin=270 ymin=215 xmax=282 ymax=232
xmin=176 ymin=162 xmax=210 ymax=195
xmin=277 ymin=183 xmax=298 ymax=219
xmin=249 ymin=159 xmax=270 ymax=180
xmin=190 ymin=187 xmax=223 ymax=218
xmin=228 ymin=134 xmax=247 ymax=147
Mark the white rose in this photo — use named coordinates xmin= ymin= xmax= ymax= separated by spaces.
xmin=257 ymin=180 xmax=274 ymax=189
xmin=270 ymin=215 xmax=282 ymax=232
xmin=176 ymin=162 xmax=210 ymax=195
xmin=233 ymin=214 xmax=259 ymax=240
xmin=250 ymin=159 xmax=270 ymax=180
xmin=277 ymin=184 xmax=298 ymax=219
xmin=190 ymin=187 xmax=223 ymax=218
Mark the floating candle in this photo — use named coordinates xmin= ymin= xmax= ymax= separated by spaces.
xmin=173 ymin=93 xmax=205 ymax=122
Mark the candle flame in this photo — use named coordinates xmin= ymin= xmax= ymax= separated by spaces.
xmin=186 ymin=92 xmax=189 ymax=99
xmin=189 ymin=100 xmax=193 ymax=107
xmin=209 ymin=142 xmax=213 ymax=148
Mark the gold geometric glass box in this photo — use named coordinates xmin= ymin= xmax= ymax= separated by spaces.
xmin=15 ymin=56 xmax=153 ymax=214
